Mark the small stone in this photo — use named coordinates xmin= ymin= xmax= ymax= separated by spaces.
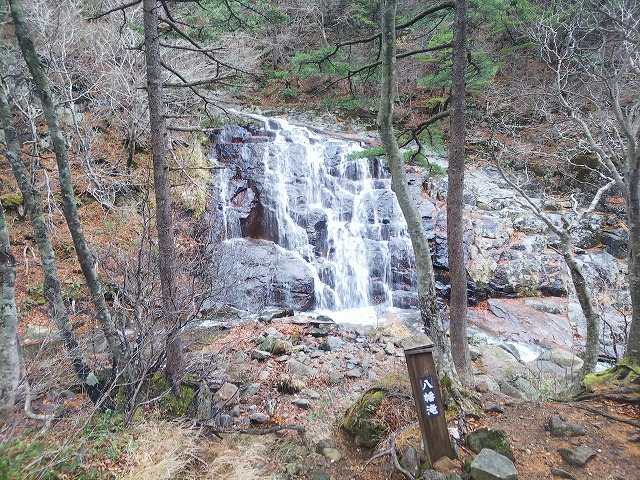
xmin=249 ymin=412 xmax=269 ymax=424
xmin=265 ymin=327 xmax=282 ymax=338
xmin=302 ymin=389 xmax=321 ymax=399
xmin=259 ymin=370 xmax=270 ymax=381
xmin=272 ymin=339 xmax=293 ymax=355
xmin=558 ymin=446 xmax=596 ymax=466
xmin=548 ymin=416 xmax=586 ymax=437
xmin=212 ymin=382 xmax=239 ymax=407
xmin=286 ymin=359 xmax=317 ymax=376
xmin=476 ymin=382 xmax=490 ymax=393
xmin=400 ymin=447 xmax=420 ymax=478
xmin=433 ymin=455 xmax=458 ymax=472
xmin=467 ymin=428 xmax=515 ymax=461
xmin=551 ymin=467 xmax=576 ymax=479
xmin=309 ymin=350 xmax=324 ymax=359
xmin=240 ymin=383 xmax=260 ymax=398
xmin=315 ymin=438 xmax=336 ymax=453
xmin=293 ymin=398 xmax=312 ymax=409
xmin=346 ymin=368 xmax=362 ymax=378
xmin=326 ymin=371 xmax=344 ymax=384
xmin=470 ymin=448 xmax=518 ymax=480
xmin=251 ymin=349 xmax=271 ymax=361
xmin=286 ymin=463 xmax=301 ymax=476
xmin=229 ymin=405 xmax=241 ymax=417
xmin=259 ymin=335 xmax=278 ymax=352
xmin=384 ymin=341 xmax=396 ymax=355
xmin=275 ymin=355 xmax=289 ymax=362
xmin=485 ymin=402 xmax=504 ymax=413
xmin=218 ymin=414 xmax=234 ymax=427
xmin=322 ymin=447 xmax=342 ymax=462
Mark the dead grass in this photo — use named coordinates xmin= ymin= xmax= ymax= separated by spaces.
xmin=124 ymin=420 xmax=201 ymax=480
xmin=203 ymin=435 xmax=278 ymax=480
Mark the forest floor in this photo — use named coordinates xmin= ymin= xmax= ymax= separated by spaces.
xmin=3 ymin=317 xmax=639 ymax=480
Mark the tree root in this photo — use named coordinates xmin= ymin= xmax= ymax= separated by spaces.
xmin=573 ymin=386 xmax=640 ymax=404
xmin=364 ymin=426 xmax=416 ymax=480
xmin=203 ymin=423 xmax=309 ymax=448
xmin=552 ymin=401 xmax=640 ymax=428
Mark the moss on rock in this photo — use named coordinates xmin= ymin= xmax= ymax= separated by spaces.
xmin=341 ymin=387 xmax=388 ymax=448
xmin=583 ymin=357 xmax=640 ymax=401
xmin=341 ymin=374 xmax=413 ymax=448
xmin=149 ymin=372 xmax=197 ymax=416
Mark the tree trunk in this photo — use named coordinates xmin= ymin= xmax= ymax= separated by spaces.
xmin=625 ymin=167 xmax=640 ymax=359
xmin=0 ymin=88 xmax=107 ymax=405
xmin=9 ymin=0 xmax=129 ymax=380
xmin=143 ymin=0 xmax=183 ymax=393
xmin=558 ymin=234 xmax=599 ymax=374
xmin=447 ymin=0 xmax=473 ymax=386
xmin=0 ymin=200 xmax=19 ymax=425
xmin=378 ymin=0 xmax=452 ymax=371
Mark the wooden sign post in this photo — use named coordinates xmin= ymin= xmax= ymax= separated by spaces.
xmin=403 ymin=336 xmax=453 ymax=466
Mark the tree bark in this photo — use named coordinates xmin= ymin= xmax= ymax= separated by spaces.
xmin=378 ymin=0 xmax=453 ymax=371
xmin=143 ymin=0 xmax=183 ymax=393
xmin=0 ymin=88 xmax=107 ymax=405
xmin=447 ymin=0 xmax=473 ymax=386
xmin=625 ymin=166 xmax=640 ymax=359
xmin=9 ymin=0 xmax=129 ymax=380
xmin=559 ymin=234 xmax=600 ymax=374
xmin=0 ymin=200 xmax=19 ymax=425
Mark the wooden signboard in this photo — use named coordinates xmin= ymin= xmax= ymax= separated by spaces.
xmin=403 ymin=337 xmax=454 ymax=466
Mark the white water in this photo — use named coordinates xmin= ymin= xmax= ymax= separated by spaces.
xmin=216 ymin=115 xmax=415 ymax=313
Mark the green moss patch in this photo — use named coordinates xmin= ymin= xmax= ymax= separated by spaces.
xmin=583 ymin=357 xmax=640 ymax=402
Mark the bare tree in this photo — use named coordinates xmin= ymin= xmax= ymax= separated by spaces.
xmin=8 ymin=0 xmax=130 ymax=381
xmin=0 ymin=199 xmax=19 ymax=425
xmin=447 ymin=0 xmax=472 ymax=386
xmin=0 ymin=85 xmax=108 ymax=404
xmin=494 ymin=145 xmax=614 ymax=375
xmin=529 ymin=0 xmax=640 ymax=360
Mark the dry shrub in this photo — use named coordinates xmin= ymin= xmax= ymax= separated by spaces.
xmin=124 ymin=420 xmax=200 ymax=480
xmin=375 ymin=395 xmax=416 ymax=433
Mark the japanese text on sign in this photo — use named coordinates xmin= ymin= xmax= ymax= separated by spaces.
xmin=419 ymin=375 xmax=440 ymax=417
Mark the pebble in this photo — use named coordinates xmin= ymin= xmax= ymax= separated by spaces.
xmin=249 ymin=412 xmax=269 ymax=424
xmin=322 ymin=447 xmax=342 ymax=462
xmin=293 ymin=398 xmax=312 ymax=409
xmin=302 ymin=389 xmax=321 ymax=399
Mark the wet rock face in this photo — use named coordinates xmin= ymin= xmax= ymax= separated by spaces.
xmin=206 ymin=119 xmax=629 ymax=336
xmin=209 ymin=120 xmax=416 ymax=312
xmin=216 ymin=239 xmax=315 ymax=312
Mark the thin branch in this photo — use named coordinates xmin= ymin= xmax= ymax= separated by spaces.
xmin=89 ymin=0 xmax=143 ymax=20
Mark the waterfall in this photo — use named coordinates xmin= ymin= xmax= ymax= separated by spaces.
xmin=211 ymin=115 xmax=417 ymax=313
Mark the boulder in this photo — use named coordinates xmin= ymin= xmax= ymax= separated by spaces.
xmin=470 ymin=448 xmax=518 ymax=480
xmin=558 ymin=446 xmax=595 ymax=466
xmin=467 ymin=428 xmax=515 ymax=462
xmin=548 ymin=416 xmax=586 ymax=437
xmin=212 ymin=382 xmax=239 ymax=407
xmin=476 ymin=345 xmax=527 ymax=384
xmin=216 ymin=239 xmax=315 ymax=312
xmin=537 ymin=348 xmax=583 ymax=370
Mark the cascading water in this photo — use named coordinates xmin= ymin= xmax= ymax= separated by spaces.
xmin=210 ymin=115 xmax=417 ymax=315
